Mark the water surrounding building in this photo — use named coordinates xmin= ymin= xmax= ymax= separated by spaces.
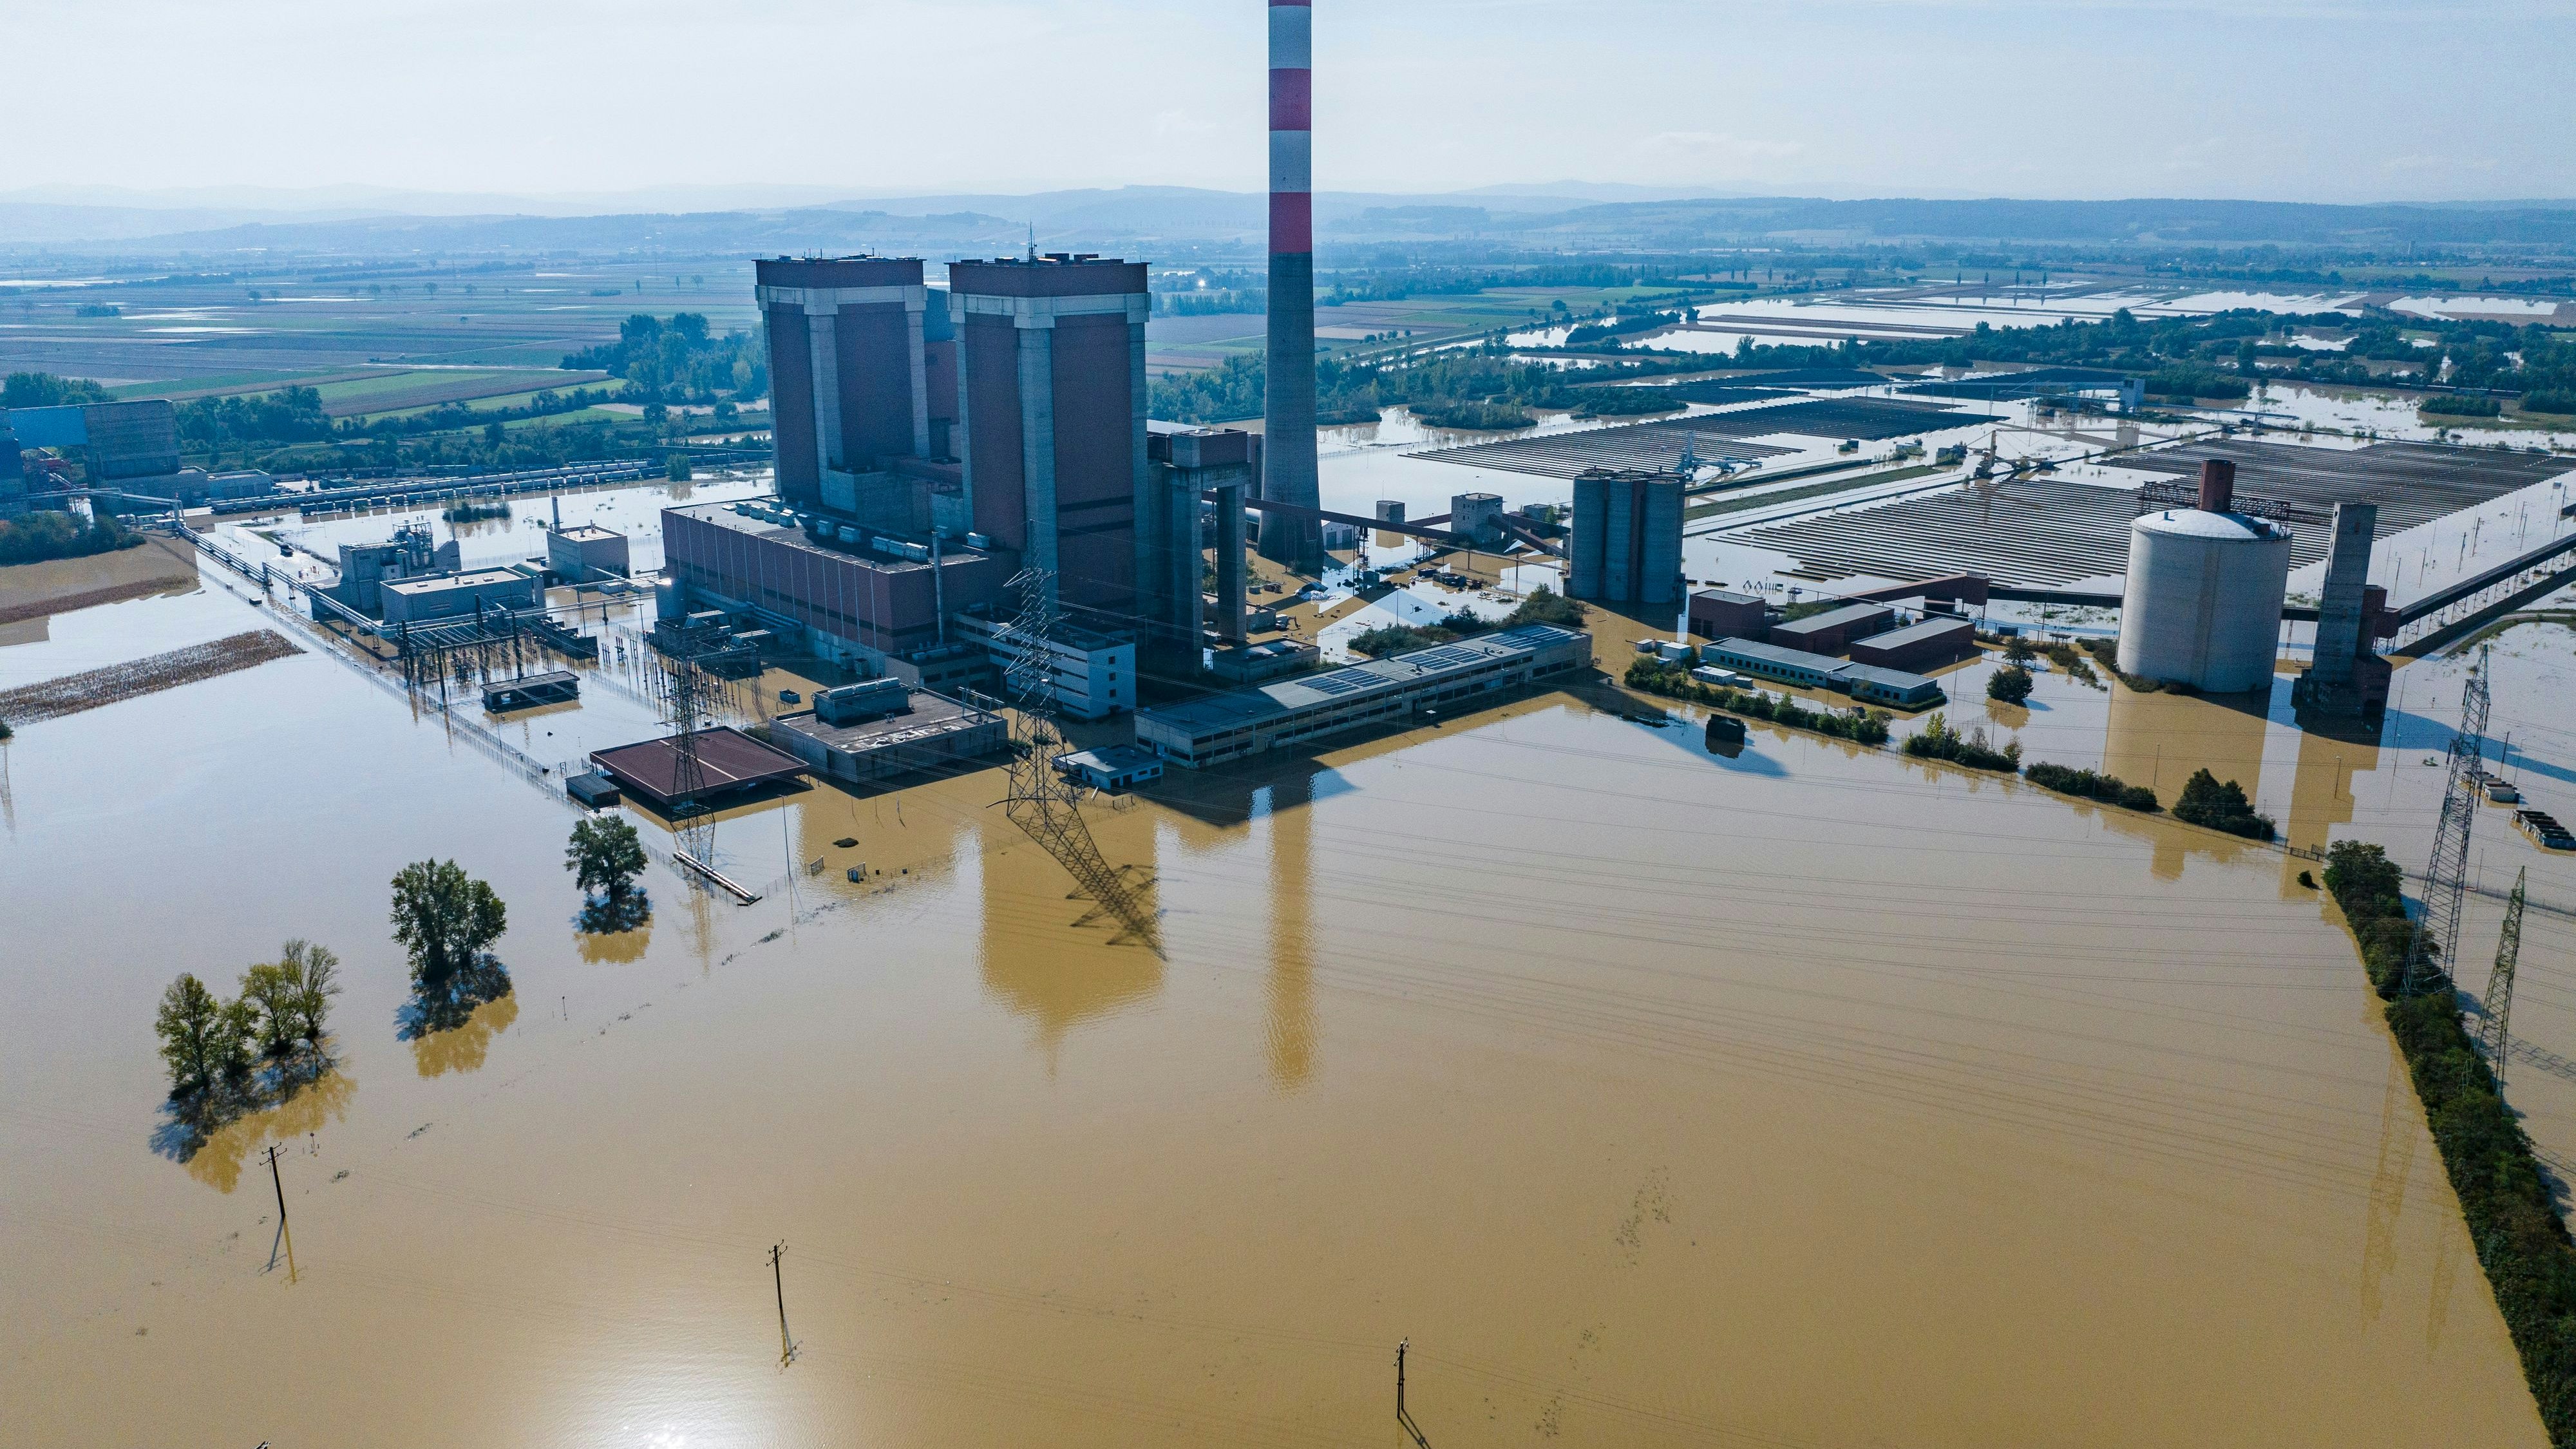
xmin=378 ymin=567 xmax=541 ymax=626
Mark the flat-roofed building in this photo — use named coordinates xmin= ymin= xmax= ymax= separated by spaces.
xmin=950 ymin=609 xmax=1133 ymax=720
xmin=1687 ymin=588 xmax=1767 ymax=640
xmin=768 ymin=685 xmax=1007 ymax=787
xmin=1837 ymin=661 xmax=1946 ymax=708
xmin=1054 ymin=743 xmax=1165 ymax=792
xmin=1700 ymin=636 xmax=1944 ymax=708
xmin=1768 ymin=601 xmax=1893 ymax=656
xmin=661 ymin=499 xmax=1004 ymax=672
xmin=379 ymin=567 xmax=540 ymax=625
xmin=1137 ymin=624 xmax=1590 ymax=768
xmin=547 ymin=524 xmax=631 ymax=583
xmin=1848 ymin=616 xmax=1976 ymax=671
xmin=1700 ymin=637 xmax=1850 ymax=692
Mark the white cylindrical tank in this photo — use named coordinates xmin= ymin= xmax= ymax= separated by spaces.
xmin=2116 ymin=508 xmax=2292 ymax=693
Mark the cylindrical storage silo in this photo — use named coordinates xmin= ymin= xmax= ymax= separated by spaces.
xmin=2116 ymin=509 xmax=2292 ymax=693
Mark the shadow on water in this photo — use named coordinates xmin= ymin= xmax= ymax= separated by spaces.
xmin=573 ymin=895 xmax=654 ymax=963
xmin=150 ymin=1049 xmax=355 ymax=1191
xmin=397 ymin=958 xmax=518 ymax=1078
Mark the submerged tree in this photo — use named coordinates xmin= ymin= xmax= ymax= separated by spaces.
xmin=567 ymin=817 xmax=648 ymax=905
xmin=390 ymin=859 xmax=509 ymax=990
xmin=239 ymin=939 xmax=343 ymax=1055
xmin=281 ymin=939 xmax=341 ymax=1044
xmin=1987 ymin=664 xmax=2034 ymax=705
xmin=239 ymin=961 xmax=305 ymax=1059
xmin=154 ymin=974 xmax=225 ymax=1099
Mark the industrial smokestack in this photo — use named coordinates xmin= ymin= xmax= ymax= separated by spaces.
xmin=2198 ymin=458 xmax=2237 ymax=513
xmin=1261 ymin=0 xmax=1322 ymax=573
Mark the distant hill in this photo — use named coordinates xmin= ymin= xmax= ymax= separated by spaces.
xmin=12 ymin=189 xmax=2576 ymax=258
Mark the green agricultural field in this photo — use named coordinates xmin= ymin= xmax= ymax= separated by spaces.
xmin=309 ymin=368 xmax=613 ymax=417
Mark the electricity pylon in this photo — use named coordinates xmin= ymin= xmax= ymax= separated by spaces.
xmin=2481 ymin=867 xmax=2528 ymax=1084
xmin=997 ymin=569 xmax=1160 ymax=952
xmin=2402 ymin=647 xmax=2490 ymax=996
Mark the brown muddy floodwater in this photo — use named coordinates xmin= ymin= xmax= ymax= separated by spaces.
xmin=0 ymin=574 xmax=2552 ymax=1447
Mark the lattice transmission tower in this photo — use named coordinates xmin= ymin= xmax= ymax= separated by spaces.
xmin=997 ymin=568 xmax=1160 ymax=952
xmin=2481 ymin=867 xmax=2530 ymax=1084
xmin=2401 ymin=647 xmax=2491 ymax=997
xmin=658 ymin=647 xmax=719 ymax=864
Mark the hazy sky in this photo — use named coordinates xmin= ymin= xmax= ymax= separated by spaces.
xmin=12 ymin=0 xmax=2573 ymax=205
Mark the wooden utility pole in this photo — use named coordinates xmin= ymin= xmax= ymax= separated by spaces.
xmin=263 ymin=1145 xmax=288 ymax=1233
xmin=1397 ymin=1339 xmax=1430 ymax=1448
xmin=770 ymin=1243 xmax=798 ymax=1367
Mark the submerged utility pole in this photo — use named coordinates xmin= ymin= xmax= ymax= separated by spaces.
xmin=263 ymin=1144 xmax=288 ymax=1233
xmin=1396 ymin=1339 xmax=1431 ymax=1448
xmin=770 ymin=1242 xmax=799 ymax=1367
xmin=2481 ymin=868 xmax=2529 ymax=1084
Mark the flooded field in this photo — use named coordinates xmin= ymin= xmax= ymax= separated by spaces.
xmin=0 ymin=558 xmax=2559 ymax=1447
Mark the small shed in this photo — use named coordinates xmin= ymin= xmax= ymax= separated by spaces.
xmin=1054 ymin=744 xmax=1166 ymax=793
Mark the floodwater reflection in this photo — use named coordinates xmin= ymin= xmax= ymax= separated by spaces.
xmin=1261 ymin=780 xmax=1317 ymax=1090
xmin=399 ymin=964 xmax=519 ymax=1077
xmin=166 ymin=1061 xmax=358 ymax=1193
xmin=573 ymin=896 xmax=654 ymax=962
xmin=980 ymin=814 xmax=1164 ymax=1066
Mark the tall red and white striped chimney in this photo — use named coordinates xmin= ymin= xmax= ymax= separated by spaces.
xmin=1261 ymin=0 xmax=1321 ymax=571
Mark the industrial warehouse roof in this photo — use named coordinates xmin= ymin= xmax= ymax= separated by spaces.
xmin=1140 ymin=625 xmax=1586 ymax=735
xmin=1705 ymin=637 xmax=1849 ymax=674
xmin=770 ymin=690 xmax=1001 ymax=757
xmin=381 ymin=568 xmax=529 ymax=596
xmin=1770 ymin=602 xmax=1890 ymax=638
xmin=1852 ymin=616 xmax=1973 ymax=650
xmin=589 ymin=727 xmax=808 ymax=810
xmin=670 ymin=500 xmax=989 ymax=574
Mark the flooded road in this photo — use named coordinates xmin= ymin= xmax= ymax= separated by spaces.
xmin=0 ymin=571 xmax=2554 ymax=1446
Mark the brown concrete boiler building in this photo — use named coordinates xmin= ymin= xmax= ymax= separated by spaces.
xmin=756 ymin=257 xmax=956 ymax=513
xmin=950 ymin=255 xmax=1150 ymax=622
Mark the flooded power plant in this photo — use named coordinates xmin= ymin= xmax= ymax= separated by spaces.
xmin=10 ymin=4 xmax=2576 ymax=1447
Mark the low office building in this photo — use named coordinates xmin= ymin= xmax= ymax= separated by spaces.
xmin=1837 ymin=662 xmax=1946 ymax=708
xmin=1054 ymin=744 xmax=1165 ymax=792
xmin=950 ymin=609 xmax=1133 ymax=720
xmin=1769 ymin=602 xmax=1893 ymax=655
xmin=1137 ymin=624 xmax=1591 ymax=768
xmin=1848 ymin=616 xmax=1976 ymax=671
xmin=1687 ymin=589 xmax=1767 ymax=640
xmin=1701 ymin=637 xmax=1944 ymax=709
xmin=1209 ymin=637 xmax=1319 ymax=684
xmin=768 ymin=683 xmax=1007 ymax=787
xmin=379 ymin=567 xmax=541 ymax=626
xmin=547 ymin=524 xmax=631 ymax=583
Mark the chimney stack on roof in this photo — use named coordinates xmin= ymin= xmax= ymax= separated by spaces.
xmin=2198 ymin=458 xmax=2237 ymax=514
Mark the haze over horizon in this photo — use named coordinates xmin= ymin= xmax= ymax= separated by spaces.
xmin=12 ymin=0 xmax=2573 ymax=209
